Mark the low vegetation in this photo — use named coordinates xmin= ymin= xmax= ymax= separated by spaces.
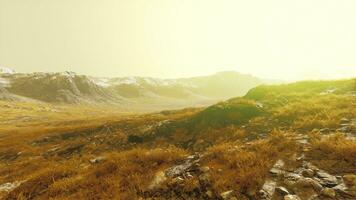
xmin=0 ymin=79 xmax=355 ymax=199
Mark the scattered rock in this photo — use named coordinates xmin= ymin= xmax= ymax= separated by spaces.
xmin=259 ymin=180 xmax=276 ymax=199
xmin=293 ymin=177 xmax=323 ymax=192
xmin=89 ymin=156 xmax=106 ymax=164
xmin=284 ymin=173 xmax=302 ymax=181
xmin=276 ymin=186 xmax=289 ymax=195
xmin=165 ymin=154 xmax=200 ymax=178
xmin=316 ymin=171 xmax=338 ymax=187
xmin=284 ymin=195 xmax=301 ymax=200
xmin=301 ymin=169 xmax=315 ymax=178
xmin=270 ymin=168 xmax=285 ymax=175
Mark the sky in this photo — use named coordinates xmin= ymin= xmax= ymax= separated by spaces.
xmin=0 ymin=0 xmax=355 ymax=80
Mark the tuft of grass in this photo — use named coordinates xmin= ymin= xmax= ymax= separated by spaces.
xmin=307 ymin=133 xmax=356 ymax=174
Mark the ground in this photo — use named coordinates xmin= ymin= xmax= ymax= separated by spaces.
xmin=0 ymin=79 xmax=355 ymax=200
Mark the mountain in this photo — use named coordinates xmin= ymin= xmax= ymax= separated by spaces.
xmin=0 ymin=70 xmax=270 ymax=111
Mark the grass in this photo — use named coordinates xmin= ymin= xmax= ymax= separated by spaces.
xmin=202 ymin=130 xmax=297 ymax=198
xmin=0 ymin=78 xmax=355 ymax=199
xmin=307 ymin=133 xmax=356 ymax=174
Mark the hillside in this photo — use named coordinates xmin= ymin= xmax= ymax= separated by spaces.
xmin=0 ymin=70 xmax=266 ymax=111
xmin=0 ymin=79 xmax=355 ymax=200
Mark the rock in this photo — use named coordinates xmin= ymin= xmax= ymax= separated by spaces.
xmin=302 ymin=162 xmax=319 ymax=172
xmin=340 ymin=118 xmax=350 ymax=124
xmin=321 ymin=188 xmax=336 ymax=198
xmin=276 ymin=186 xmax=289 ymax=195
xmin=296 ymin=154 xmax=305 ymax=161
xmin=165 ymin=155 xmax=199 ymax=177
xmin=89 ymin=156 xmax=106 ymax=164
xmin=293 ymin=178 xmax=323 ymax=192
xmin=301 ymin=169 xmax=315 ymax=178
xmin=285 ymin=173 xmax=302 ymax=181
xmin=148 ymin=171 xmax=167 ymax=190
xmin=274 ymin=159 xmax=285 ymax=169
xmin=220 ymin=190 xmax=234 ymax=200
xmin=284 ymin=195 xmax=301 ymax=200
xmin=337 ymin=126 xmax=352 ymax=133
xmin=270 ymin=168 xmax=285 ymax=175
xmin=259 ymin=180 xmax=276 ymax=199
xmin=316 ymin=171 xmax=338 ymax=187
xmin=333 ymin=183 xmax=355 ymax=198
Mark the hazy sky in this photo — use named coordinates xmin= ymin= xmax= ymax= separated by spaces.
xmin=0 ymin=0 xmax=355 ymax=80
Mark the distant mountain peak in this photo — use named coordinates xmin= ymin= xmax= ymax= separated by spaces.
xmin=0 ymin=67 xmax=16 ymax=74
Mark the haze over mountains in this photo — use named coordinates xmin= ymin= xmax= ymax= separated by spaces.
xmin=0 ymin=68 xmax=274 ymax=111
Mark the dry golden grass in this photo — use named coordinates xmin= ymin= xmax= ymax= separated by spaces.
xmin=202 ymin=130 xmax=297 ymax=198
xmin=307 ymin=133 xmax=356 ymax=174
xmin=5 ymin=147 xmax=187 ymax=200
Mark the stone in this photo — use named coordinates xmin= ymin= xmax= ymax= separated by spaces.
xmin=302 ymin=162 xmax=319 ymax=171
xmin=276 ymin=186 xmax=289 ymax=195
xmin=165 ymin=156 xmax=199 ymax=177
xmin=293 ymin=178 xmax=323 ymax=192
xmin=301 ymin=169 xmax=315 ymax=178
xmin=284 ymin=195 xmax=301 ymax=200
xmin=285 ymin=173 xmax=302 ymax=181
xmin=259 ymin=180 xmax=276 ymax=199
xmin=296 ymin=154 xmax=305 ymax=161
xmin=270 ymin=168 xmax=285 ymax=175
xmin=316 ymin=171 xmax=338 ymax=187
xmin=274 ymin=159 xmax=285 ymax=169
xmin=220 ymin=190 xmax=234 ymax=200
xmin=321 ymin=188 xmax=336 ymax=198
xmin=89 ymin=156 xmax=106 ymax=164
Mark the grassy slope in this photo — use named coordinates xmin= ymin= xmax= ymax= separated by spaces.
xmin=0 ymin=78 xmax=355 ymax=199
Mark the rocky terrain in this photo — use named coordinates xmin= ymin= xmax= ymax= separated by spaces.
xmin=0 ymin=78 xmax=355 ymax=199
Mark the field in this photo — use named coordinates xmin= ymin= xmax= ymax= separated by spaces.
xmin=0 ymin=79 xmax=355 ymax=200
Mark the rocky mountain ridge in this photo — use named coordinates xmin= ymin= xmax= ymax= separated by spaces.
xmin=0 ymin=70 xmax=269 ymax=111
